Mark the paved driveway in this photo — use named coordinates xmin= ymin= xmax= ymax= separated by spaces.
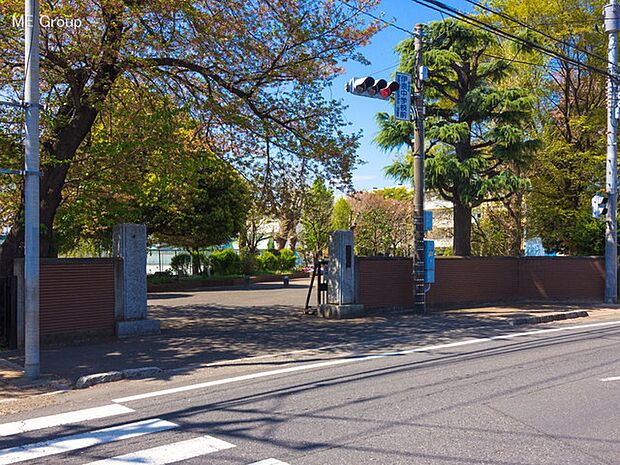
xmin=148 ymin=278 xmax=312 ymax=310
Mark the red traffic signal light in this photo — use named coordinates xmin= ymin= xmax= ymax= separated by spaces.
xmin=379 ymin=81 xmax=400 ymax=98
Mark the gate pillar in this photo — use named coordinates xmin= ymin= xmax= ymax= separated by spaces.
xmin=114 ymin=224 xmax=160 ymax=337
xmin=319 ymin=230 xmax=365 ymax=319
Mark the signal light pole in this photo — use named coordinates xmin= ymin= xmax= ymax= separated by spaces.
xmin=345 ymin=27 xmax=428 ymax=314
xmin=412 ymin=23 xmax=426 ymax=314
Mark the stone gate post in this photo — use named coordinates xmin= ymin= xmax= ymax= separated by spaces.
xmin=113 ymin=224 xmax=160 ymax=337
xmin=319 ymin=230 xmax=365 ymax=319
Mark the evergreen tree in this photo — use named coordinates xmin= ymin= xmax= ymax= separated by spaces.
xmin=378 ymin=19 xmax=538 ymax=255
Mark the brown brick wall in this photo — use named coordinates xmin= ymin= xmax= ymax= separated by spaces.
xmin=39 ymin=259 xmax=117 ymax=339
xmin=357 ymin=256 xmax=605 ymax=309
xmin=517 ymin=257 xmax=604 ymax=301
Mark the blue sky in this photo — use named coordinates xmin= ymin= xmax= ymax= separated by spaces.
xmin=332 ymin=0 xmax=473 ymax=192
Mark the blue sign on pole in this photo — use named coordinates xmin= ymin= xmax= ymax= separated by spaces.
xmin=394 ymin=72 xmax=412 ymax=121
xmin=424 ymin=240 xmax=435 ymax=284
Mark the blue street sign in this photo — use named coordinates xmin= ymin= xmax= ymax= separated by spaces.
xmin=424 ymin=240 xmax=435 ymax=284
xmin=394 ymin=72 xmax=412 ymax=121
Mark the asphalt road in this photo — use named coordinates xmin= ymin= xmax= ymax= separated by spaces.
xmin=1 ymin=319 xmax=620 ymax=465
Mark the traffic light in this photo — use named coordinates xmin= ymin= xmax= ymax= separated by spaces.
xmin=592 ymin=192 xmax=609 ymax=219
xmin=379 ymin=81 xmax=400 ymax=98
xmin=345 ymin=76 xmax=400 ymax=100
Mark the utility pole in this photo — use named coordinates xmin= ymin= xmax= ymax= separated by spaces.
xmin=604 ymin=1 xmax=619 ymax=304
xmin=24 ymin=0 xmax=41 ymax=379
xmin=413 ymin=23 xmax=426 ymax=314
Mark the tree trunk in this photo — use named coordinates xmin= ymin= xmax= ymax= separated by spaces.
xmin=508 ymin=193 xmax=524 ymax=256
xmin=453 ymin=200 xmax=472 ymax=256
xmin=190 ymin=248 xmax=201 ymax=275
xmin=0 ymin=126 xmax=91 ymax=275
xmin=275 ymin=217 xmax=289 ymax=250
xmin=0 ymin=5 xmax=123 ymax=276
xmin=288 ymin=233 xmax=298 ymax=253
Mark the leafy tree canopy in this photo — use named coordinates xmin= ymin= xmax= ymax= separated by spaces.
xmin=0 ymin=0 xmax=381 ymax=271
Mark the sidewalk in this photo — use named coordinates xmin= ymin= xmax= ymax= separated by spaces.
xmin=1 ymin=279 xmax=619 ymax=401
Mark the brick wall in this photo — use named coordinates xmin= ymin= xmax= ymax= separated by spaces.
xmin=16 ymin=258 xmax=118 ymax=345
xmin=357 ymin=256 xmax=605 ymax=309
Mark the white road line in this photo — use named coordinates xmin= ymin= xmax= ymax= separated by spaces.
xmin=601 ymin=376 xmax=620 ymax=382
xmin=112 ymin=320 xmax=620 ymax=404
xmin=248 ymin=459 xmax=291 ymax=465
xmin=82 ymin=435 xmax=235 ymax=464
xmin=0 ymin=404 xmax=134 ymax=437
xmin=0 ymin=418 xmax=177 ymax=465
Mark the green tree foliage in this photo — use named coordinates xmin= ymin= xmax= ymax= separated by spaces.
xmin=488 ymin=0 xmax=607 ymax=255
xmin=0 ymin=0 xmax=381 ymax=273
xmin=331 ymin=197 xmax=352 ymax=230
xmin=143 ymin=154 xmax=251 ymax=261
xmin=301 ymin=178 xmax=334 ymax=258
xmin=379 ymin=19 xmax=538 ymax=256
xmin=54 ymin=85 xmax=252 ymax=271
xmin=375 ymin=186 xmax=414 ymax=202
xmin=472 ymin=204 xmax=518 ymax=256
xmin=277 ymin=249 xmax=298 ymax=271
xmin=257 ymin=251 xmax=279 ymax=272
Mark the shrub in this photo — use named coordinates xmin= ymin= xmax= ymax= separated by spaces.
xmin=170 ymin=252 xmax=192 ymax=276
xmin=209 ymin=248 xmax=241 ymax=275
xmin=239 ymin=249 xmax=258 ymax=275
xmin=277 ymin=249 xmax=297 ymax=271
xmin=257 ymin=250 xmax=279 ymax=272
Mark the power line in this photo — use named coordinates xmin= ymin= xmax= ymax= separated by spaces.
xmin=339 ymin=0 xmax=414 ymax=36
xmin=409 ymin=0 xmax=613 ymax=80
xmin=339 ymin=0 xmax=604 ymax=77
xmin=463 ymin=0 xmax=612 ymax=67
xmin=481 ymin=53 xmax=559 ymax=70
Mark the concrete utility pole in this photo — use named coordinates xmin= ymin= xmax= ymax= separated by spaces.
xmin=413 ymin=23 xmax=426 ymax=314
xmin=604 ymin=1 xmax=619 ymax=304
xmin=24 ymin=0 xmax=41 ymax=378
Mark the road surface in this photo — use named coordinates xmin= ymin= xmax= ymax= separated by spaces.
xmin=1 ymin=319 xmax=620 ymax=464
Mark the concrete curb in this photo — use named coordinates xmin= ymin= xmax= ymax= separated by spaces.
xmin=508 ymin=311 xmax=589 ymax=326
xmin=75 ymin=366 xmax=162 ymax=389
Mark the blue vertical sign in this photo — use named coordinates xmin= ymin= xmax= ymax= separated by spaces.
xmin=394 ymin=72 xmax=412 ymax=121
xmin=424 ymin=240 xmax=435 ymax=284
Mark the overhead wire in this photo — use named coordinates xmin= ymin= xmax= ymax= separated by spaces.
xmin=339 ymin=0 xmax=612 ymax=79
xmin=462 ymin=0 xmax=611 ymax=67
xmin=409 ymin=0 xmax=613 ymax=79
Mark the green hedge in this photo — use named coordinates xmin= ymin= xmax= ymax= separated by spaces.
xmin=209 ymin=249 xmax=241 ymax=275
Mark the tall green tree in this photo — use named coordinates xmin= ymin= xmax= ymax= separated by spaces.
xmin=488 ymin=0 xmax=607 ymax=255
xmin=301 ymin=177 xmax=334 ymax=258
xmin=54 ymin=83 xmax=251 ymax=268
xmin=331 ymin=197 xmax=352 ymax=230
xmin=378 ymin=19 xmax=538 ymax=256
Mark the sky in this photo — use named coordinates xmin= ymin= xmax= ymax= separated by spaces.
xmin=332 ymin=0 xmax=473 ymax=192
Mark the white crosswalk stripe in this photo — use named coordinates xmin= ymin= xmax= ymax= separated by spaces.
xmin=82 ymin=435 xmax=235 ymax=464
xmin=0 ymin=418 xmax=177 ymax=465
xmin=0 ymin=404 xmax=134 ymax=437
xmin=248 ymin=460 xmax=291 ymax=465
